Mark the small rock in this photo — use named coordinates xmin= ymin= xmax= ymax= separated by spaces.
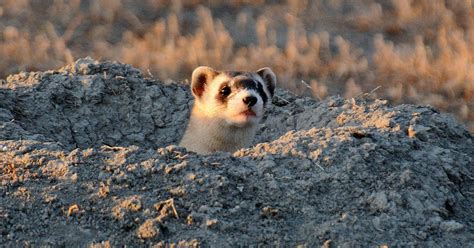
xmin=368 ymin=191 xmax=389 ymax=212
xmin=205 ymin=219 xmax=219 ymax=228
xmin=440 ymin=220 xmax=464 ymax=233
xmin=136 ymin=219 xmax=159 ymax=239
xmin=198 ymin=205 xmax=209 ymax=213
xmin=67 ymin=204 xmax=80 ymax=216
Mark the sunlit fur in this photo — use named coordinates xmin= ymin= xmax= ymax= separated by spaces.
xmin=180 ymin=67 xmax=276 ymax=154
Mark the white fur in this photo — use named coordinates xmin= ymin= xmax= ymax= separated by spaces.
xmin=224 ymin=89 xmax=263 ymax=127
xmin=179 ymin=66 xmax=276 ymax=154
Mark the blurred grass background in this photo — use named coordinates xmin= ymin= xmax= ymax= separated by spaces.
xmin=0 ymin=0 xmax=473 ymax=130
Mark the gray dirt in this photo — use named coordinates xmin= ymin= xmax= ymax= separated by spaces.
xmin=0 ymin=58 xmax=473 ymax=247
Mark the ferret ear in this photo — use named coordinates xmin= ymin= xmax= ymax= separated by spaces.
xmin=191 ymin=66 xmax=218 ymax=98
xmin=256 ymin=67 xmax=276 ymax=98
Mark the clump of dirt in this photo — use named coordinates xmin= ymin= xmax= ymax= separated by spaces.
xmin=0 ymin=58 xmax=191 ymax=149
xmin=0 ymin=58 xmax=473 ymax=247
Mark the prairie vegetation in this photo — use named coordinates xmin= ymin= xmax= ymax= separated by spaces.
xmin=0 ymin=0 xmax=473 ymax=130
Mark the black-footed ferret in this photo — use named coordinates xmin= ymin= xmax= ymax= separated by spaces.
xmin=179 ymin=66 xmax=276 ymax=154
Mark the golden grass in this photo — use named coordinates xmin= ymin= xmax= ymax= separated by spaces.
xmin=0 ymin=0 xmax=473 ymax=130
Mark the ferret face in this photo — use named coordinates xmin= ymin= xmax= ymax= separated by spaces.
xmin=190 ymin=66 xmax=276 ymax=128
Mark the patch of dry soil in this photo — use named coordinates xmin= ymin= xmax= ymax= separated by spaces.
xmin=1 ymin=58 xmax=473 ymax=247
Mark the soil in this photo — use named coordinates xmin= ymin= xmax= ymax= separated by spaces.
xmin=0 ymin=58 xmax=473 ymax=247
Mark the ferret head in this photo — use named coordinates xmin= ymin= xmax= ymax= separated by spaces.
xmin=190 ymin=66 xmax=276 ymax=128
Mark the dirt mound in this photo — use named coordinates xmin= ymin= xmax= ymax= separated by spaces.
xmin=1 ymin=58 xmax=473 ymax=247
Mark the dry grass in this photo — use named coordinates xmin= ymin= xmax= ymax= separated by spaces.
xmin=0 ymin=0 xmax=473 ymax=130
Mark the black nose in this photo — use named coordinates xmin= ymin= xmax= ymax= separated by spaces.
xmin=243 ymin=96 xmax=257 ymax=107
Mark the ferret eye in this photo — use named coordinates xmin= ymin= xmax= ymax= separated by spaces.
xmin=220 ymin=86 xmax=231 ymax=97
